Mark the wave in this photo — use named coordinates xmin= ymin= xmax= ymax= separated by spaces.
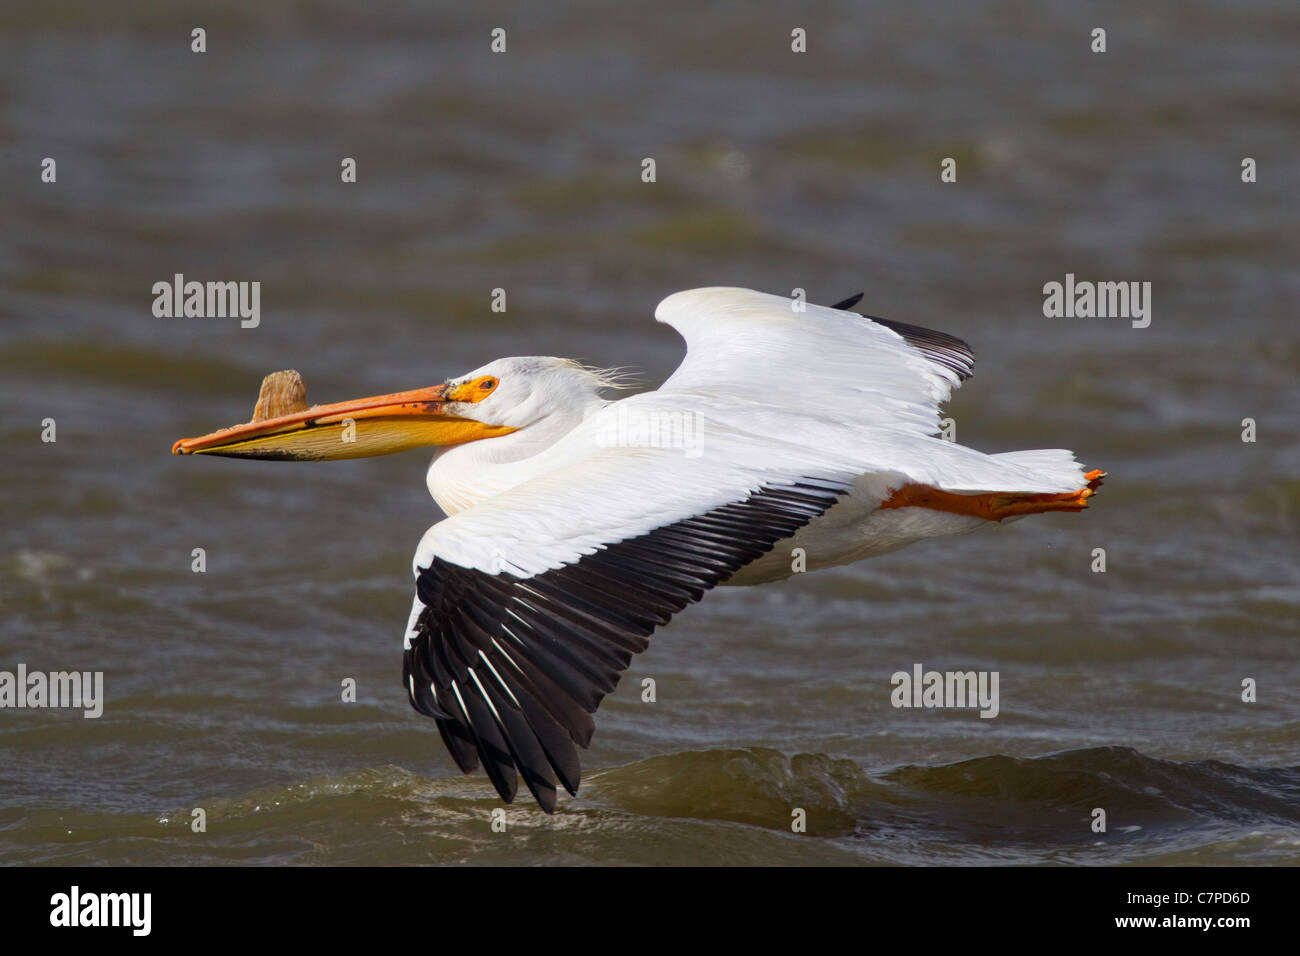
xmin=6 ymin=747 xmax=1297 ymax=865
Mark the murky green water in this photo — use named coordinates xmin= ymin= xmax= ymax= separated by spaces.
xmin=2 ymin=1 xmax=1298 ymax=865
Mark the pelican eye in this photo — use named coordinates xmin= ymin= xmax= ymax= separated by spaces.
xmin=480 ymin=379 xmax=496 ymax=391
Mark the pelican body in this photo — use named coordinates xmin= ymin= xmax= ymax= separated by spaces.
xmin=174 ymin=288 xmax=1103 ymax=812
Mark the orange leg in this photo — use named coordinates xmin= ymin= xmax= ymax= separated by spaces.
xmin=881 ymin=470 xmax=1106 ymax=522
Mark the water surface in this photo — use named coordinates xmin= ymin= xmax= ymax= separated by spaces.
xmin=2 ymin=0 xmax=1298 ymax=865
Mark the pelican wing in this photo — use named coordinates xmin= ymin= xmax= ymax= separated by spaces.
xmin=650 ymin=287 xmax=1083 ymax=494
xmin=404 ymin=472 xmax=848 ymax=812
xmin=655 ymin=287 xmax=975 ymax=436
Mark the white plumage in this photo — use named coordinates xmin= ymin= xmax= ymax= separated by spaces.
xmin=176 ymin=286 xmax=1102 ymax=812
xmin=415 ymin=287 xmax=1088 ymax=586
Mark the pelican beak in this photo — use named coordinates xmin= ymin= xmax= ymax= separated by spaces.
xmin=172 ymin=383 xmax=516 ymax=460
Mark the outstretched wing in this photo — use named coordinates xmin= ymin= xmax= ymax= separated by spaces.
xmin=404 ymin=478 xmax=848 ymax=812
xmin=655 ymin=287 xmax=974 ymax=437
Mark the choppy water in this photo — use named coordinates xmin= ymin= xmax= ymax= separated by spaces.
xmin=2 ymin=1 xmax=1298 ymax=865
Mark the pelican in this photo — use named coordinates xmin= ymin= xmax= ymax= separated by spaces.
xmin=173 ymin=288 xmax=1104 ymax=812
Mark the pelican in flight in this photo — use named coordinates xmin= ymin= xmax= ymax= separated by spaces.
xmin=174 ymin=288 xmax=1104 ymax=812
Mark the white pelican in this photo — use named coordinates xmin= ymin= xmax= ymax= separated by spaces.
xmin=174 ymin=288 xmax=1104 ymax=812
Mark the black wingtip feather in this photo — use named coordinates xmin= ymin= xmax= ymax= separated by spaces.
xmin=457 ymin=683 xmax=520 ymax=803
xmin=828 ymin=292 xmax=975 ymax=382
xmin=866 ymin=314 xmax=975 ymax=382
xmin=435 ymin=715 xmax=480 ymax=774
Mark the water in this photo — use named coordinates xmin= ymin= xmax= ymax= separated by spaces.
xmin=2 ymin=0 xmax=1298 ymax=865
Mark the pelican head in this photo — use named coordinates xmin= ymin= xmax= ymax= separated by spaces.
xmin=171 ymin=357 xmax=617 ymax=461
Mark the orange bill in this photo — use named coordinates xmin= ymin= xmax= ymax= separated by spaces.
xmin=172 ymin=384 xmax=516 ymax=461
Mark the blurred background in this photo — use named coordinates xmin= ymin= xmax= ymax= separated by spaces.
xmin=1 ymin=0 xmax=1297 ymax=864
